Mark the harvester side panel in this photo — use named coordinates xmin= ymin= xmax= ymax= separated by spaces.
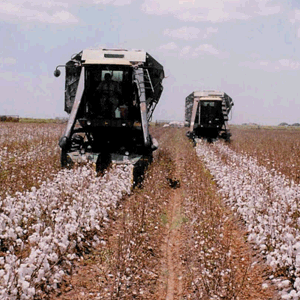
xmin=145 ymin=53 xmax=164 ymax=102
xmin=185 ymin=92 xmax=195 ymax=127
xmin=134 ymin=68 xmax=150 ymax=147
xmin=144 ymin=53 xmax=164 ymax=121
xmin=65 ymin=56 xmax=82 ymax=113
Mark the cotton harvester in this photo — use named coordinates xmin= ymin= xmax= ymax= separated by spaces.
xmin=185 ymin=90 xmax=234 ymax=143
xmin=54 ymin=48 xmax=164 ymax=183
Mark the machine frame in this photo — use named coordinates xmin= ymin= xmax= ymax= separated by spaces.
xmin=54 ymin=48 xmax=164 ymax=179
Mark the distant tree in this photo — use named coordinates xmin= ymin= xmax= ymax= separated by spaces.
xmin=292 ymin=123 xmax=300 ymax=127
xmin=279 ymin=122 xmax=289 ymax=126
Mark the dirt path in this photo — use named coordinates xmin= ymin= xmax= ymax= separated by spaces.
xmin=165 ymin=192 xmax=183 ymax=299
xmin=161 ymin=148 xmax=185 ymax=299
xmin=54 ymin=128 xmax=278 ymax=299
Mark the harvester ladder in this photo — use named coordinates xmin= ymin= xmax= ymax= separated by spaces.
xmin=133 ymin=68 xmax=151 ymax=147
xmin=222 ymin=99 xmax=229 ymax=121
xmin=143 ymin=69 xmax=154 ymax=93
xmin=134 ymin=68 xmax=156 ymax=121
xmin=221 ymin=98 xmax=231 ymax=140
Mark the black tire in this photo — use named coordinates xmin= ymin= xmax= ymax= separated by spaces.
xmin=96 ymin=152 xmax=111 ymax=174
xmin=61 ymin=150 xmax=73 ymax=168
xmin=133 ymin=154 xmax=152 ymax=188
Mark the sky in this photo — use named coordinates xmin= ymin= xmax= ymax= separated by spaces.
xmin=0 ymin=0 xmax=300 ymax=125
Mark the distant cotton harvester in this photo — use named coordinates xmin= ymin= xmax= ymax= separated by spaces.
xmin=54 ymin=48 xmax=164 ymax=184
xmin=185 ymin=90 xmax=234 ymax=143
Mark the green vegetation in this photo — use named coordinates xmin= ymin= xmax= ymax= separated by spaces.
xmin=19 ymin=117 xmax=67 ymax=123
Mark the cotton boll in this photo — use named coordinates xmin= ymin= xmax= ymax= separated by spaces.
xmin=0 ymin=269 xmax=5 ymax=278
xmin=22 ymin=280 xmax=30 ymax=291
xmin=27 ymin=287 xmax=35 ymax=297
xmin=287 ymin=289 xmax=298 ymax=299
xmin=7 ymin=228 xmax=17 ymax=240
xmin=48 ymin=252 xmax=58 ymax=263
xmin=294 ymin=278 xmax=300 ymax=291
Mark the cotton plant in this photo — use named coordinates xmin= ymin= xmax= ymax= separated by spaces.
xmin=196 ymin=140 xmax=300 ymax=299
xmin=0 ymin=163 xmax=133 ymax=299
xmin=0 ymin=123 xmax=63 ymax=146
xmin=0 ymin=124 xmax=64 ymax=200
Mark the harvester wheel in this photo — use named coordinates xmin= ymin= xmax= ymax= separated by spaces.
xmin=61 ymin=150 xmax=73 ymax=168
xmin=96 ymin=152 xmax=111 ymax=174
xmin=224 ymin=133 xmax=231 ymax=143
xmin=133 ymin=154 xmax=152 ymax=188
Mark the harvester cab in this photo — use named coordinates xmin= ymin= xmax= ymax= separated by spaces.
xmin=185 ymin=90 xmax=234 ymax=143
xmin=54 ymin=48 xmax=164 ymax=181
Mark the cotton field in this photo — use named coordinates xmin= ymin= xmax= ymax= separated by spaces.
xmin=0 ymin=123 xmax=133 ymax=299
xmin=1 ymin=123 xmax=300 ymax=299
xmin=0 ymin=164 xmax=133 ymax=299
xmin=196 ymin=137 xmax=300 ymax=300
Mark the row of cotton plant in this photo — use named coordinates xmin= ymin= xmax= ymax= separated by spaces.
xmin=0 ymin=142 xmax=59 ymax=169
xmin=0 ymin=123 xmax=63 ymax=200
xmin=0 ymin=123 xmax=63 ymax=146
xmin=196 ymin=140 xmax=300 ymax=300
xmin=0 ymin=164 xmax=133 ymax=299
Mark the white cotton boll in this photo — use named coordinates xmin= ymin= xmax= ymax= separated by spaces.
xmin=286 ymin=233 xmax=295 ymax=242
xmin=15 ymin=226 xmax=24 ymax=236
xmin=7 ymin=228 xmax=17 ymax=240
xmin=48 ymin=252 xmax=58 ymax=263
xmin=0 ymin=270 xmax=5 ymax=278
xmin=260 ymin=244 xmax=267 ymax=251
xmin=288 ymin=289 xmax=298 ymax=299
xmin=42 ymin=259 xmax=50 ymax=273
xmin=281 ymin=293 xmax=291 ymax=299
xmin=285 ymin=256 xmax=293 ymax=266
xmin=294 ymin=242 xmax=300 ymax=252
xmin=296 ymin=256 xmax=300 ymax=270
xmin=66 ymin=253 xmax=77 ymax=260
xmin=4 ymin=262 xmax=12 ymax=274
xmin=36 ymin=268 xmax=45 ymax=282
xmin=294 ymin=278 xmax=300 ymax=291
xmin=58 ymin=242 xmax=68 ymax=252
xmin=16 ymin=238 xmax=23 ymax=248
xmin=278 ymin=280 xmax=291 ymax=289
xmin=27 ymin=287 xmax=35 ymax=297
xmin=22 ymin=280 xmax=30 ymax=291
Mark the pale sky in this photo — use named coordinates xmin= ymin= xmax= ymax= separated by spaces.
xmin=0 ymin=0 xmax=300 ymax=125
